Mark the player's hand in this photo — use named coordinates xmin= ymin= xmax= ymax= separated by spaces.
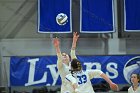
xmin=53 ymin=37 xmax=60 ymax=48
xmin=110 ymin=82 xmax=119 ymax=91
xmin=73 ymin=32 xmax=79 ymax=42
xmin=75 ymin=88 xmax=80 ymax=93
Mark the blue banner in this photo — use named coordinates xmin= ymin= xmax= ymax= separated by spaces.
xmin=38 ymin=0 xmax=72 ymax=33
xmin=80 ymin=0 xmax=115 ymax=33
xmin=124 ymin=0 xmax=140 ymax=32
xmin=10 ymin=55 xmax=140 ymax=86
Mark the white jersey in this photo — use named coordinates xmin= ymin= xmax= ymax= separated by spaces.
xmin=57 ymin=49 xmax=77 ymax=93
xmin=66 ymin=70 xmax=103 ymax=93
xmin=128 ymin=85 xmax=140 ymax=93
xmin=58 ymin=64 xmax=75 ymax=93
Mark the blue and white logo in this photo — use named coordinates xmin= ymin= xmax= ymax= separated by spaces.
xmin=123 ymin=56 xmax=140 ymax=84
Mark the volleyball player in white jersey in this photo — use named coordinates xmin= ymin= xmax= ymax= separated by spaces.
xmin=128 ymin=73 xmax=140 ymax=93
xmin=66 ymin=59 xmax=119 ymax=93
xmin=53 ymin=32 xmax=79 ymax=93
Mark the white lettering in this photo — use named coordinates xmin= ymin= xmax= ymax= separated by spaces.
xmin=84 ymin=62 xmax=101 ymax=70
xmin=106 ymin=62 xmax=118 ymax=79
xmin=47 ymin=65 xmax=59 ymax=86
xmin=25 ymin=58 xmax=47 ymax=86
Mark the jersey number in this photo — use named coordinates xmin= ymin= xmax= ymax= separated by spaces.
xmin=77 ymin=75 xmax=87 ymax=84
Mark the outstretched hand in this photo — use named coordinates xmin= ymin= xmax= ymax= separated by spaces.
xmin=72 ymin=32 xmax=79 ymax=49
xmin=73 ymin=32 xmax=79 ymax=42
xmin=53 ymin=37 xmax=60 ymax=48
xmin=110 ymin=82 xmax=119 ymax=91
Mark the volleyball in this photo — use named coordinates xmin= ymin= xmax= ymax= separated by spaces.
xmin=56 ymin=13 xmax=68 ymax=25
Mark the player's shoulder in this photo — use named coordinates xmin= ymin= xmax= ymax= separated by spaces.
xmin=85 ymin=69 xmax=93 ymax=73
xmin=128 ymin=86 xmax=132 ymax=91
xmin=81 ymin=70 xmax=91 ymax=75
xmin=85 ymin=69 xmax=103 ymax=74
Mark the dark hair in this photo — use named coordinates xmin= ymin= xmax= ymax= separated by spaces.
xmin=71 ymin=58 xmax=82 ymax=72
xmin=130 ymin=73 xmax=140 ymax=83
xmin=136 ymin=74 xmax=140 ymax=83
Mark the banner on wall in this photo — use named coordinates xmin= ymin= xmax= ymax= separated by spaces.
xmin=10 ymin=55 xmax=140 ymax=86
xmin=80 ymin=0 xmax=115 ymax=33
xmin=38 ymin=0 xmax=72 ymax=33
xmin=124 ymin=0 xmax=140 ymax=32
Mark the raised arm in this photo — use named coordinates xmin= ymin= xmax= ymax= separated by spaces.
xmin=71 ymin=32 xmax=79 ymax=59
xmin=53 ymin=37 xmax=63 ymax=69
xmin=100 ymin=73 xmax=119 ymax=91
xmin=88 ymin=70 xmax=119 ymax=91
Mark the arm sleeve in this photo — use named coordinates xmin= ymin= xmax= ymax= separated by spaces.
xmin=88 ymin=70 xmax=103 ymax=79
xmin=65 ymin=74 xmax=77 ymax=85
xmin=57 ymin=53 xmax=63 ymax=70
xmin=70 ymin=49 xmax=77 ymax=59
